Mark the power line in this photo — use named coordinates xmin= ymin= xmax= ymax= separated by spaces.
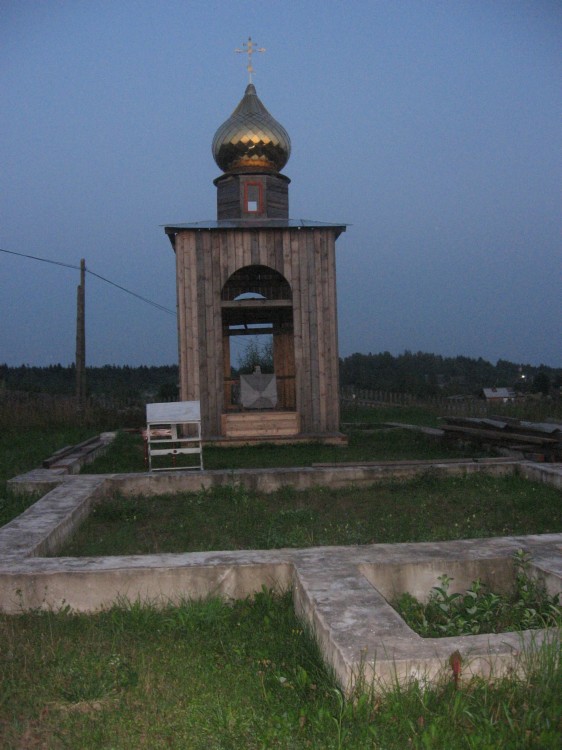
xmin=0 ymin=247 xmax=176 ymax=316
xmin=86 ymin=268 xmax=175 ymax=315
xmin=0 ymin=246 xmax=79 ymax=271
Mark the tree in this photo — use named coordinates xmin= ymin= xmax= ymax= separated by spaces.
xmin=237 ymin=336 xmax=274 ymax=374
xmin=532 ymin=372 xmax=550 ymax=396
xmin=158 ymin=382 xmax=179 ymax=400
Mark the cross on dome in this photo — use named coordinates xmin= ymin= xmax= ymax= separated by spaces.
xmin=235 ymin=36 xmax=266 ymax=83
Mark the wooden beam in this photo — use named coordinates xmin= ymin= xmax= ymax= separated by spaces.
xmin=442 ymin=425 xmax=558 ymax=445
xmin=221 ymin=299 xmax=292 ymax=309
xmin=226 ymin=327 xmax=275 ymax=336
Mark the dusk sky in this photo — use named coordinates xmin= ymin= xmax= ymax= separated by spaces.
xmin=1 ymin=1 xmax=561 ymax=368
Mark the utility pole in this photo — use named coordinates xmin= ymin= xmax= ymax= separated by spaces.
xmin=75 ymin=258 xmax=86 ymax=405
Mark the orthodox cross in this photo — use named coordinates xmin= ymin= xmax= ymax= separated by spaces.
xmin=235 ymin=36 xmax=266 ymax=84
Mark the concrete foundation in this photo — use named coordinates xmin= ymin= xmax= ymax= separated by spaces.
xmin=2 ymin=448 xmax=561 ymax=695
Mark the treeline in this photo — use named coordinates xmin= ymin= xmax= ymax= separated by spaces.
xmin=339 ymin=351 xmax=562 ymax=397
xmin=1 ymin=353 xmax=561 ymax=400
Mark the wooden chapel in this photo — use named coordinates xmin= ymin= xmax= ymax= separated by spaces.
xmin=164 ymin=78 xmax=346 ymax=444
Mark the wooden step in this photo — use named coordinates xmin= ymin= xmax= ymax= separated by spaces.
xmin=222 ymin=411 xmax=300 ymax=438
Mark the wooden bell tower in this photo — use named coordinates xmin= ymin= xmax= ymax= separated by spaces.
xmin=165 ymin=77 xmax=346 ymax=444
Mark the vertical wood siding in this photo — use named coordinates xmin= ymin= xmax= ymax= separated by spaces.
xmin=175 ymin=227 xmax=341 ymax=437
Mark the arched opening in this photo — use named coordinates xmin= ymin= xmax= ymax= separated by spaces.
xmin=221 ymin=265 xmax=295 ymax=411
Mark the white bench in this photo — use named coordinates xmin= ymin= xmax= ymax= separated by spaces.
xmin=145 ymin=401 xmax=203 ymax=472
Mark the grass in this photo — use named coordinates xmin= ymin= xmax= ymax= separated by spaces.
xmin=342 ymin=403 xmax=444 ymax=427
xmin=2 ymin=413 xmax=562 ymax=747
xmin=1 ymin=590 xmax=561 ymax=749
xmin=84 ymin=424 xmax=488 ymax=476
xmin=0 ymin=426 xmax=96 ymax=527
xmin=0 ymin=406 xmax=490 ymax=531
xmin=59 ymin=472 xmax=562 ymax=556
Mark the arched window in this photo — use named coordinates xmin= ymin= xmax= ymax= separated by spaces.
xmin=221 ymin=265 xmax=292 ymax=302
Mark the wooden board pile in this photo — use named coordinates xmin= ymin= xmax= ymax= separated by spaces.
xmin=42 ymin=435 xmax=108 ymax=472
xmin=441 ymin=416 xmax=562 ymax=462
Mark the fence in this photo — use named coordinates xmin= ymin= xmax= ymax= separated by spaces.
xmin=1 ymin=388 xmax=559 ymax=430
xmin=340 ymin=388 xmax=562 ymax=422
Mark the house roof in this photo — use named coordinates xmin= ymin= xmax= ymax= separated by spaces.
xmin=482 ymin=387 xmax=515 ymax=399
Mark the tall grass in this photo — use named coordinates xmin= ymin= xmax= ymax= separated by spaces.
xmin=0 ymin=425 xmax=100 ymax=527
xmin=0 ymin=391 xmax=142 ymax=430
xmin=0 ymin=394 xmax=134 ymax=526
xmin=1 ymin=591 xmax=560 ymax=749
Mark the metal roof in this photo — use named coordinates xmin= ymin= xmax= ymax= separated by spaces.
xmin=163 ymin=219 xmax=348 ymax=233
xmin=163 ymin=221 xmax=348 ymax=253
xmin=482 ymin=388 xmax=515 ymax=399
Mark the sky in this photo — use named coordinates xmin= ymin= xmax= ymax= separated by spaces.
xmin=1 ymin=0 xmax=561 ymax=368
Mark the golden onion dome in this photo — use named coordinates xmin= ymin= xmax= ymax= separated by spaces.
xmin=212 ymin=83 xmax=291 ymax=174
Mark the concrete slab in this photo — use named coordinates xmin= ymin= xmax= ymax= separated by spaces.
xmin=105 ymin=457 xmax=520 ymax=497
xmin=293 ymin=537 xmax=561 ymax=692
xmin=0 ymin=476 xmax=106 ymax=558
xmin=1 ymin=450 xmax=561 ymax=695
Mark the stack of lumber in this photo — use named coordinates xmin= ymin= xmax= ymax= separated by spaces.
xmin=440 ymin=416 xmax=562 ymax=461
xmin=42 ymin=435 xmax=108 ymax=472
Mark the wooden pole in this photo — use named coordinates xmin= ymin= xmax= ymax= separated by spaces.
xmin=75 ymin=258 xmax=86 ymax=405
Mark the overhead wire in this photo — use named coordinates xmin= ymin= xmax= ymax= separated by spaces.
xmin=0 ymin=246 xmax=79 ymax=271
xmin=0 ymin=247 xmax=175 ymax=316
xmin=85 ymin=268 xmax=175 ymax=315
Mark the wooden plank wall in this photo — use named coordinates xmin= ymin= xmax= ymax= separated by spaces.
xmin=264 ymin=175 xmax=289 ymax=218
xmin=175 ymin=227 xmax=341 ymax=437
xmin=215 ymin=177 xmax=239 ymax=219
xmin=273 ymin=330 xmax=295 ymax=409
xmin=217 ymin=174 xmax=289 ymax=220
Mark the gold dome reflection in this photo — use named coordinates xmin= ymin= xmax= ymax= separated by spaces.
xmin=212 ymin=84 xmax=291 ymax=174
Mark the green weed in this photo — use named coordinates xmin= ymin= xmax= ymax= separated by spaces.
xmin=394 ymin=552 xmax=561 ymax=637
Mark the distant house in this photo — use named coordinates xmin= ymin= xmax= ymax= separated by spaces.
xmin=481 ymin=387 xmax=516 ymax=404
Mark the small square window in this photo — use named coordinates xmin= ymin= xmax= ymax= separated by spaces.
xmin=245 ymin=183 xmax=261 ymax=213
